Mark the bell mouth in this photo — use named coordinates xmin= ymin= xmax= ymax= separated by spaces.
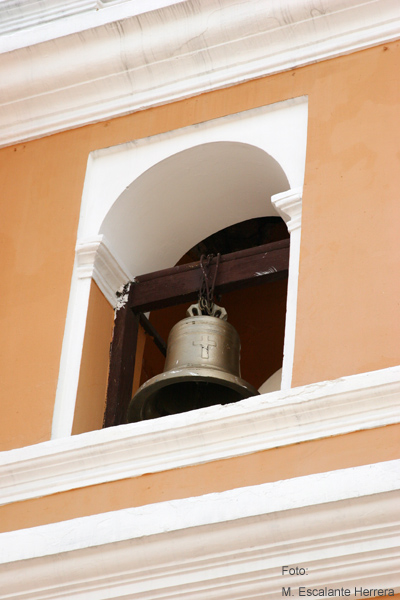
xmin=126 ymin=367 xmax=259 ymax=423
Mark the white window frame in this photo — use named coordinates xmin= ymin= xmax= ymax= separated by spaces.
xmin=52 ymin=97 xmax=308 ymax=439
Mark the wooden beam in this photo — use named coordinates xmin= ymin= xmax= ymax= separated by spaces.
xmin=129 ymin=239 xmax=289 ymax=313
xmin=103 ymin=293 xmax=139 ymax=427
xmin=138 ymin=312 xmax=167 ymax=357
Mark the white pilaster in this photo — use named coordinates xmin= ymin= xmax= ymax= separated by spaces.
xmin=272 ymin=188 xmax=302 ymax=389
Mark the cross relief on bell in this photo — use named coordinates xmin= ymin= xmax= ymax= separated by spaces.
xmin=193 ymin=335 xmax=216 ymax=359
xmin=126 ymin=309 xmax=258 ymax=423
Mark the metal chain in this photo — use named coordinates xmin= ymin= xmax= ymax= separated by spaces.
xmin=198 ymin=253 xmax=220 ymax=315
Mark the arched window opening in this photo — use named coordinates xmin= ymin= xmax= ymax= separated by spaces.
xmin=53 ymin=97 xmax=307 ymax=439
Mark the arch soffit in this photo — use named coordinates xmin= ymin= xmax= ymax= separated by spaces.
xmin=77 ymin=97 xmax=308 ymax=274
xmin=99 ymin=141 xmax=290 ymax=278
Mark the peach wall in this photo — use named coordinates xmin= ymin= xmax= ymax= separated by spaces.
xmin=292 ymin=41 xmax=400 ymax=386
xmin=72 ymin=282 xmax=114 ymax=435
xmin=0 ymin=423 xmax=399 ymax=533
xmin=0 ymin=136 xmax=88 ymax=450
xmin=1 ymin=41 xmax=400 ymax=450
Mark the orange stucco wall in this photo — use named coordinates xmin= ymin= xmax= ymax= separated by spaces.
xmin=292 ymin=42 xmax=400 ymax=386
xmin=72 ymin=281 xmax=114 ymax=435
xmin=0 ymin=423 xmax=399 ymax=533
xmin=1 ymin=41 xmax=399 ymax=451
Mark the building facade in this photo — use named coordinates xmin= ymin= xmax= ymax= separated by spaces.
xmin=0 ymin=1 xmax=399 ymax=598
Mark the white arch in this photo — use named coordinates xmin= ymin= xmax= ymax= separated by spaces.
xmin=99 ymin=141 xmax=289 ymax=278
xmin=52 ymin=98 xmax=307 ymax=438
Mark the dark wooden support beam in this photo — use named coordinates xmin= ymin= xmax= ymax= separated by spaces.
xmin=103 ymin=289 xmax=139 ymax=427
xmin=138 ymin=312 xmax=167 ymax=357
xmin=129 ymin=239 xmax=289 ymax=313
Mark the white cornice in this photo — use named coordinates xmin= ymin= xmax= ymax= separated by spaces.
xmin=0 ymin=461 xmax=399 ymax=599
xmin=0 ymin=0 xmax=94 ymax=38
xmin=75 ymin=235 xmax=131 ymax=306
xmin=1 ymin=0 xmax=400 ymax=148
xmin=273 ymin=188 xmax=302 ymax=234
xmin=2 ymin=364 xmax=400 ymax=506
xmin=0 ymin=0 xmax=186 ymax=44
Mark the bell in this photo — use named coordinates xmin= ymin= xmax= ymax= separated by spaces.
xmin=126 ymin=307 xmax=258 ymax=422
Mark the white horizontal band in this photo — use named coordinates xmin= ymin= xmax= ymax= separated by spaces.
xmin=0 ymin=460 xmax=399 ymax=599
xmin=1 ymin=364 xmax=400 ymax=506
xmin=1 ymin=0 xmax=399 ymax=147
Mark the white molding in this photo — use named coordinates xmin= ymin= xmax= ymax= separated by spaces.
xmin=4 ymin=364 xmax=400 ymax=507
xmin=0 ymin=0 xmax=95 ymax=37
xmin=0 ymin=0 xmax=187 ymax=44
xmin=0 ymin=461 xmax=399 ymax=599
xmin=76 ymin=235 xmax=131 ymax=306
xmin=272 ymin=189 xmax=303 ymax=389
xmin=273 ymin=189 xmax=303 ymax=235
xmin=1 ymin=0 xmax=400 ymax=148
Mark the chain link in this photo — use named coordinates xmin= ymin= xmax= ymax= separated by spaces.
xmin=198 ymin=253 xmax=220 ymax=315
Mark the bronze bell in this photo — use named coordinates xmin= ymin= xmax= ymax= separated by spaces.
xmin=126 ymin=305 xmax=258 ymax=422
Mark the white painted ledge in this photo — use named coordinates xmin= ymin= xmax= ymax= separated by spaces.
xmin=1 ymin=0 xmax=400 ymax=147
xmin=1 ymin=364 xmax=400 ymax=507
xmin=0 ymin=460 xmax=399 ymax=599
